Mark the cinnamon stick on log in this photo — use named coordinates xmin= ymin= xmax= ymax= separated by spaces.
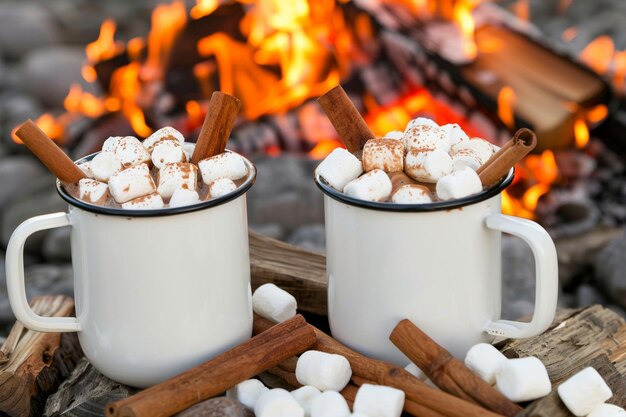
xmin=390 ymin=319 xmax=522 ymax=417
xmin=106 ymin=315 xmax=316 ymax=417
xmin=253 ymin=315 xmax=504 ymax=417
xmin=14 ymin=120 xmax=87 ymax=183
xmin=317 ymin=85 xmax=376 ymax=153
xmin=477 ymin=128 xmax=537 ymax=188
xmin=191 ymin=91 xmax=241 ymax=164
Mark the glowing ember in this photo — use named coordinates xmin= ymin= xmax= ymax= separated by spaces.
xmin=586 ymin=104 xmax=608 ymax=124
xmin=574 ymin=117 xmax=590 ymax=149
xmin=511 ymin=0 xmax=530 ymax=22
xmin=561 ymin=27 xmax=577 ymax=42
xmin=497 ymin=86 xmax=516 ymax=130
xmin=308 ymin=139 xmax=345 ymax=160
xmin=580 ymin=36 xmax=615 ymax=75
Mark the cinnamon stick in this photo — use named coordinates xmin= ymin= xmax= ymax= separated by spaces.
xmin=317 ymin=85 xmax=376 ymax=153
xmin=191 ymin=91 xmax=241 ymax=164
xmin=107 ymin=315 xmax=316 ymax=417
xmin=477 ymin=128 xmax=537 ymax=188
xmin=390 ymin=319 xmax=522 ymax=417
xmin=14 ymin=120 xmax=87 ymax=183
xmin=253 ymin=315 xmax=504 ymax=417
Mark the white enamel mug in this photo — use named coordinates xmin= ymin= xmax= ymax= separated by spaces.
xmin=315 ymin=170 xmax=558 ymax=364
xmin=6 ymin=152 xmax=256 ymax=388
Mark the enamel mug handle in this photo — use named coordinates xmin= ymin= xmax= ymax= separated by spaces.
xmin=6 ymin=213 xmax=80 ymax=332
xmin=484 ymin=213 xmax=558 ymax=339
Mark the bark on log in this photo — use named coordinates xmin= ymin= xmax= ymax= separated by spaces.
xmin=174 ymin=397 xmax=253 ymax=417
xmin=249 ymin=230 xmax=327 ymax=316
xmin=0 ymin=295 xmax=83 ymax=417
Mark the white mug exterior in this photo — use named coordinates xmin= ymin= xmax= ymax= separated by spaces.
xmin=6 ymin=155 xmax=255 ymax=388
xmin=321 ymin=174 xmax=558 ymax=365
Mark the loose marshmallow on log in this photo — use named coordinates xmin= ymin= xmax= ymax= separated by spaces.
xmin=169 ymin=188 xmax=201 ymax=208
xmin=310 ymin=391 xmax=350 ymax=417
xmin=209 ymin=178 xmax=237 ymax=199
xmin=557 ymin=367 xmax=613 ymax=416
xmin=157 ymin=162 xmax=197 ymax=199
xmin=108 ymin=163 xmax=157 ymax=203
xmin=199 ymin=152 xmax=248 ymax=185
xmin=391 ymin=184 xmax=432 ymax=204
xmin=315 ymin=148 xmax=363 ymax=191
xmin=496 ymin=357 xmax=551 ymax=402
xmin=353 ymin=384 xmax=405 ymax=417
xmin=296 ymin=350 xmax=352 ymax=392
xmin=436 ymin=167 xmax=482 ymax=200
xmin=343 ymin=169 xmax=392 ymax=202
xmin=252 ymin=283 xmax=297 ymax=323
xmin=451 ymin=149 xmax=483 ymax=171
xmin=78 ymin=179 xmax=109 ymax=205
xmin=464 ymin=343 xmax=508 ymax=385
xmin=90 ymin=151 xmax=122 ymax=182
xmin=291 ymin=386 xmax=321 ymax=417
xmin=588 ymin=404 xmax=626 ymax=417
xmin=121 ymin=193 xmax=164 ymax=210
xmin=403 ymin=124 xmax=450 ymax=153
xmin=441 ymin=123 xmax=469 ymax=147
xmin=255 ymin=388 xmax=304 ymax=417
xmin=405 ymin=148 xmax=453 ymax=183
xmin=143 ymin=126 xmax=185 ymax=152
xmin=114 ymin=136 xmax=151 ymax=168
xmin=362 ymin=139 xmax=404 ymax=173
xmin=404 ymin=362 xmax=428 ymax=381
xmin=227 ymin=379 xmax=269 ymax=411
xmin=451 ymin=137 xmax=499 ymax=163
xmin=151 ymin=138 xmax=186 ymax=169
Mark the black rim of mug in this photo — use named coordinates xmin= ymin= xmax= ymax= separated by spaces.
xmin=56 ymin=151 xmax=256 ymax=217
xmin=314 ymin=168 xmax=515 ymax=212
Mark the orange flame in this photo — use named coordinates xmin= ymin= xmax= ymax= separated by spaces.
xmin=586 ymin=104 xmax=608 ymax=124
xmin=614 ymin=51 xmax=626 ymax=92
xmin=562 ymin=27 xmax=577 ymax=42
xmin=11 ymin=113 xmax=65 ymax=144
xmin=109 ymin=62 xmax=152 ymax=137
xmin=453 ymin=1 xmax=477 ymax=60
xmin=511 ymin=0 xmax=529 ymax=22
xmin=185 ymin=100 xmax=204 ymax=129
xmin=580 ymin=36 xmax=615 ymax=74
xmin=85 ymin=19 xmax=123 ymax=63
xmin=64 ymin=84 xmax=107 ymax=118
xmin=574 ymin=117 xmax=590 ymax=149
xmin=143 ymin=1 xmax=187 ymax=82
xmin=498 ymin=86 xmax=516 ymax=130
xmin=308 ymin=139 xmax=344 ymax=159
xmin=191 ymin=0 xmax=219 ymax=19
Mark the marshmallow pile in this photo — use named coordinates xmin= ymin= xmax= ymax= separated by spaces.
xmin=315 ymin=117 xmax=500 ymax=204
xmin=463 ymin=343 xmax=622 ymax=416
xmin=73 ymin=127 xmax=249 ymax=210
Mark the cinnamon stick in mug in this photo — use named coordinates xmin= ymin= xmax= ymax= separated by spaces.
xmin=106 ymin=315 xmax=316 ymax=417
xmin=477 ymin=128 xmax=537 ymax=188
xmin=318 ymin=85 xmax=376 ymax=153
xmin=390 ymin=319 xmax=522 ymax=417
xmin=14 ymin=120 xmax=87 ymax=184
xmin=191 ymin=91 xmax=241 ymax=164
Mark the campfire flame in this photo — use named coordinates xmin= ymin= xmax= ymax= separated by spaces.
xmin=453 ymin=0 xmax=477 ymax=61
xmin=497 ymin=86 xmax=516 ymax=130
xmin=11 ymin=113 xmax=66 ymax=144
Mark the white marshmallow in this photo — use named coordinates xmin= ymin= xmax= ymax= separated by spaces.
xmin=557 ymin=367 xmax=613 ymax=416
xmin=404 ymin=362 xmax=428 ymax=381
xmin=255 ymin=388 xmax=304 ymax=417
xmin=157 ymin=162 xmax=197 ymax=199
xmin=496 ymin=357 xmax=551 ymax=402
xmin=451 ymin=137 xmax=499 ymax=164
xmin=464 ymin=343 xmax=508 ymax=385
xmin=588 ymin=404 xmax=626 ymax=417
xmin=296 ymin=351 xmax=352 ymax=392
xmin=315 ymin=148 xmax=363 ymax=191
xmin=353 ymin=384 xmax=405 ymax=417
xmin=108 ymin=163 xmax=157 ymax=203
xmin=121 ymin=193 xmax=164 ymax=210
xmin=209 ymin=178 xmax=237 ymax=199
xmin=182 ymin=142 xmax=196 ymax=161
xmin=252 ymin=283 xmax=297 ymax=323
xmin=407 ymin=117 xmax=438 ymax=129
xmin=403 ymin=124 xmax=450 ymax=153
xmin=227 ymin=379 xmax=269 ymax=411
xmin=90 ymin=151 xmax=122 ymax=182
xmin=169 ymin=188 xmax=201 ymax=208
xmin=199 ymin=152 xmax=248 ymax=185
xmin=143 ymin=126 xmax=185 ymax=152
xmin=343 ymin=169 xmax=392 ymax=202
xmin=436 ymin=167 xmax=482 ymax=200
xmin=362 ymin=139 xmax=404 ymax=173
xmin=310 ymin=391 xmax=350 ymax=417
xmin=114 ymin=136 xmax=151 ymax=168
xmin=291 ymin=386 xmax=322 ymax=417
xmin=440 ymin=123 xmax=469 ymax=147
xmin=383 ymin=131 xmax=403 ymax=140
xmin=405 ymin=148 xmax=453 ymax=183
xmin=351 ymin=413 xmax=371 ymax=417
xmin=102 ymin=136 xmax=122 ymax=153
xmin=451 ymin=149 xmax=483 ymax=171
xmin=151 ymin=138 xmax=186 ymax=169
xmin=391 ymin=185 xmax=432 ymax=204
xmin=78 ymin=179 xmax=109 ymax=205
